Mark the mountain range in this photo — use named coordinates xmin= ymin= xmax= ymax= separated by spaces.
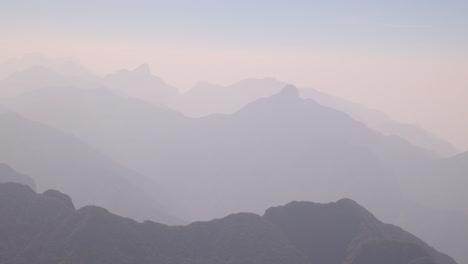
xmin=0 ymin=182 xmax=456 ymax=264
xmin=0 ymin=58 xmax=466 ymax=263
xmin=1 ymin=84 xmax=433 ymax=220
xmin=0 ymin=59 xmax=457 ymax=157
xmin=173 ymin=78 xmax=457 ymax=157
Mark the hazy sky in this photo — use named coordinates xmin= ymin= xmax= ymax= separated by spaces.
xmin=1 ymin=0 xmax=468 ymax=150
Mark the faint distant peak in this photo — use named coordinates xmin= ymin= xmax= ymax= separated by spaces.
xmin=133 ymin=64 xmax=151 ymax=75
xmin=277 ymin=85 xmax=300 ymax=99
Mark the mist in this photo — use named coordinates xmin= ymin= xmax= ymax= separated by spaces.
xmin=0 ymin=1 xmax=467 ymax=264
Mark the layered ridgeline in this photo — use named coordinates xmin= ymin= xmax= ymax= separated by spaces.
xmin=0 ymin=162 xmax=35 ymax=189
xmin=103 ymin=63 xmax=180 ymax=106
xmin=2 ymin=84 xmax=434 ymax=220
xmin=172 ymin=78 xmax=457 ymax=156
xmin=4 ymin=83 xmax=466 ymax=262
xmin=0 ymin=112 xmax=178 ymax=224
xmin=0 ymin=182 xmax=456 ymax=264
xmin=0 ymin=61 xmax=178 ymax=106
xmin=0 ymin=62 xmax=456 ymax=156
xmin=0 ymin=63 xmax=465 ymax=262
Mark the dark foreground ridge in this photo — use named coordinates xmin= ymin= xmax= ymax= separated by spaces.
xmin=0 ymin=182 xmax=456 ymax=264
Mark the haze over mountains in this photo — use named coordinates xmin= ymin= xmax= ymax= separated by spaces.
xmin=173 ymin=78 xmax=458 ymax=157
xmin=401 ymin=151 xmax=468 ymax=214
xmin=0 ymin=56 xmax=467 ymax=263
xmin=3 ymin=1 xmax=468 ymax=263
xmin=0 ymin=112 xmax=177 ymax=224
xmin=2 ymin=79 xmax=432 ymax=218
xmin=0 ymin=182 xmax=455 ymax=264
xmin=0 ymin=56 xmax=456 ymax=157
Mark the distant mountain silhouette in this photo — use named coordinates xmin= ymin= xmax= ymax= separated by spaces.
xmin=174 ymin=78 xmax=457 ymax=156
xmin=0 ymin=162 xmax=36 ymax=189
xmin=0 ymin=53 xmax=93 ymax=79
xmin=0 ymin=112 xmax=179 ymax=224
xmin=1 ymin=61 xmax=455 ymax=156
xmin=1 ymin=86 xmax=188 ymax=189
xmin=298 ymin=88 xmax=458 ymax=157
xmin=0 ymin=65 xmax=101 ymax=99
xmin=3 ymin=85 xmax=434 ymax=220
xmin=0 ymin=62 xmax=178 ymax=107
xmin=0 ymin=182 xmax=455 ymax=264
xmin=104 ymin=64 xmax=179 ymax=106
xmin=172 ymin=77 xmax=286 ymax=116
xmin=1 ymin=74 xmax=464 ymax=262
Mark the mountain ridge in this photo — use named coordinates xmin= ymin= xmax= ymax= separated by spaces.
xmin=0 ymin=112 xmax=179 ymax=224
xmin=0 ymin=182 xmax=456 ymax=264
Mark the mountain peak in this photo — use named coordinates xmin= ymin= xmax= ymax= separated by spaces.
xmin=278 ymin=85 xmax=300 ymax=99
xmin=43 ymin=189 xmax=75 ymax=210
xmin=133 ymin=64 xmax=151 ymax=75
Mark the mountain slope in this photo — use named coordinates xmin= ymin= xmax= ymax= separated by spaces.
xmin=0 ymin=65 xmax=101 ymax=99
xmin=0 ymin=182 xmax=455 ymax=264
xmin=3 ymin=85 xmax=462 ymax=262
xmin=3 ymin=85 xmax=434 ymax=221
xmin=104 ymin=64 xmax=179 ymax=106
xmin=173 ymin=78 xmax=456 ymax=156
xmin=0 ymin=162 xmax=36 ymax=189
xmin=163 ymin=86 xmax=432 ymax=219
xmin=298 ymin=88 xmax=458 ymax=157
xmin=1 ymin=86 xmax=188 ymax=185
xmin=264 ymin=199 xmax=454 ymax=264
xmin=172 ymin=77 xmax=285 ymax=116
xmin=0 ymin=53 xmax=94 ymax=79
xmin=1 ymin=64 xmax=454 ymax=156
xmin=0 ymin=112 xmax=177 ymax=224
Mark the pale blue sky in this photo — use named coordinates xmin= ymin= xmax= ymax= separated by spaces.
xmin=2 ymin=0 xmax=468 ymax=54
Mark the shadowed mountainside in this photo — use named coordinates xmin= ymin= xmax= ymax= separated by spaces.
xmin=0 ymin=182 xmax=455 ymax=264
